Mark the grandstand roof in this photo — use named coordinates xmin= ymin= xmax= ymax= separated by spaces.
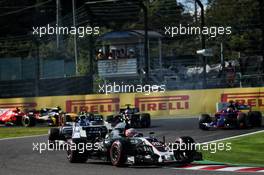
xmin=97 ymin=30 xmax=162 ymax=42
xmin=84 ymin=0 xmax=143 ymax=26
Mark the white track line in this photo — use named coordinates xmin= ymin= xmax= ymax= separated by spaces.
xmin=183 ymin=165 xmax=213 ymax=170
xmin=170 ymin=165 xmax=264 ymax=173
xmin=201 ymin=130 xmax=264 ymax=144
xmin=0 ymin=134 xmax=47 ymax=141
xmin=216 ymin=167 xmax=251 ymax=171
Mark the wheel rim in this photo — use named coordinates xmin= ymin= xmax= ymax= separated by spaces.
xmin=111 ymin=145 xmax=119 ymax=162
xmin=111 ymin=143 xmax=122 ymax=165
xmin=23 ymin=117 xmax=30 ymax=126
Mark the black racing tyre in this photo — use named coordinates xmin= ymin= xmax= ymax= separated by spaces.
xmin=248 ymin=111 xmax=262 ymax=127
xmin=130 ymin=115 xmax=139 ymax=128
xmin=199 ymin=114 xmax=211 ymax=130
xmin=106 ymin=115 xmax=114 ymax=122
xmin=110 ymin=140 xmax=127 ymax=166
xmin=237 ymin=113 xmax=250 ymax=128
xmin=173 ymin=136 xmax=196 ymax=164
xmin=146 ymin=114 xmax=151 ymax=128
xmin=66 ymin=140 xmax=88 ymax=163
xmin=48 ymin=128 xmax=60 ymax=141
xmin=22 ymin=115 xmax=36 ymax=127
xmin=140 ymin=114 xmax=151 ymax=128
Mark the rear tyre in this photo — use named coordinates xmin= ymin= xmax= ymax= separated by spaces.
xmin=106 ymin=115 xmax=114 ymax=123
xmin=173 ymin=136 xmax=196 ymax=164
xmin=110 ymin=140 xmax=127 ymax=166
xmin=22 ymin=115 xmax=36 ymax=127
xmin=146 ymin=114 xmax=151 ymax=128
xmin=66 ymin=139 xmax=88 ymax=163
xmin=237 ymin=113 xmax=250 ymax=128
xmin=140 ymin=114 xmax=151 ymax=128
xmin=248 ymin=111 xmax=262 ymax=127
xmin=199 ymin=114 xmax=211 ymax=130
xmin=48 ymin=128 xmax=60 ymax=141
xmin=48 ymin=127 xmax=60 ymax=149
xmin=139 ymin=115 xmax=146 ymax=128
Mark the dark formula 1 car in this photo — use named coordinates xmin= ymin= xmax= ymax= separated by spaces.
xmin=0 ymin=108 xmax=35 ymax=127
xmin=106 ymin=104 xmax=151 ymax=128
xmin=50 ymin=121 xmax=202 ymax=166
xmin=199 ymin=102 xmax=262 ymax=130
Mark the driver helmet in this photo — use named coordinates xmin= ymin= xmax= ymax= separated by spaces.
xmin=125 ymin=128 xmax=138 ymax=137
xmin=124 ymin=109 xmax=131 ymax=115
xmin=226 ymin=107 xmax=233 ymax=113
xmin=229 ymin=100 xmax=234 ymax=104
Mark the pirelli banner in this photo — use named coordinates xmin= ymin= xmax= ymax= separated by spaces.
xmin=0 ymin=87 xmax=263 ymax=117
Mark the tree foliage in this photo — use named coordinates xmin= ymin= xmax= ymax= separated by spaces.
xmin=206 ymin=0 xmax=262 ymax=58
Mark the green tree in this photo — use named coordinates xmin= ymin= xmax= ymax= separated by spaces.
xmin=206 ymin=0 xmax=262 ymax=59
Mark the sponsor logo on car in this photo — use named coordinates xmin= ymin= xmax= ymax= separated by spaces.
xmin=221 ymin=92 xmax=264 ymax=108
xmin=66 ymin=98 xmax=120 ymax=113
xmin=135 ymin=95 xmax=190 ymax=111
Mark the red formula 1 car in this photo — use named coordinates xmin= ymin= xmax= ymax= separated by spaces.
xmin=199 ymin=102 xmax=262 ymax=130
xmin=0 ymin=108 xmax=36 ymax=127
xmin=0 ymin=107 xmax=68 ymax=127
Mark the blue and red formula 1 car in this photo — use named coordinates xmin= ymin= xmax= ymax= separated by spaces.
xmin=199 ymin=101 xmax=262 ymax=130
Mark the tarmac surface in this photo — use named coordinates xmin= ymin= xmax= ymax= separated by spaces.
xmin=0 ymin=117 xmax=263 ymax=175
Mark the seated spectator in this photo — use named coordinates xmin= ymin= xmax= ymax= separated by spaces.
xmin=96 ymin=49 xmax=104 ymax=60
xmin=108 ymin=52 xmax=113 ymax=59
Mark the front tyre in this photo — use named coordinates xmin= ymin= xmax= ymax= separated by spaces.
xmin=199 ymin=114 xmax=211 ymax=130
xmin=173 ymin=136 xmax=196 ymax=164
xmin=110 ymin=140 xmax=127 ymax=166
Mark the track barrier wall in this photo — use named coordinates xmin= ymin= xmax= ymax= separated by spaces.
xmin=0 ymin=87 xmax=263 ymax=117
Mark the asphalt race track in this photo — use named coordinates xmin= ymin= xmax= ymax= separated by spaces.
xmin=1 ymin=117 xmax=263 ymax=175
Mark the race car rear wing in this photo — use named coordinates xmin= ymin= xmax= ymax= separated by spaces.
xmin=216 ymin=102 xmax=251 ymax=112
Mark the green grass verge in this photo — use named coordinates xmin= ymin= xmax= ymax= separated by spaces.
xmin=0 ymin=127 xmax=49 ymax=139
xmin=200 ymin=132 xmax=264 ymax=166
